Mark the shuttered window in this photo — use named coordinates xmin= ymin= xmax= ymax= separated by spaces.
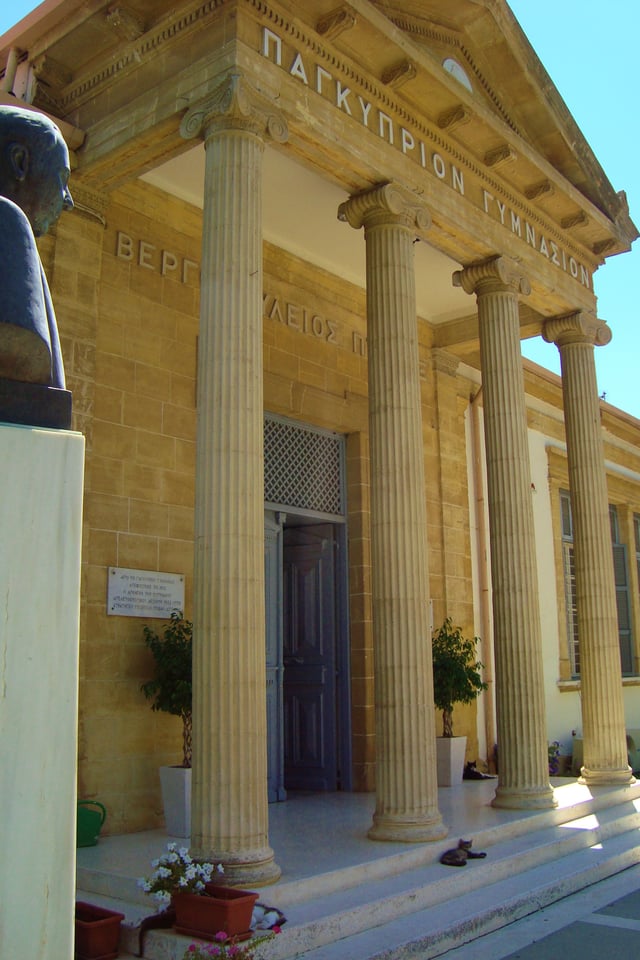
xmin=560 ymin=491 xmax=579 ymax=676
xmin=560 ymin=494 xmax=634 ymax=677
xmin=610 ymin=506 xmax=633 ymax=675
xmin=634 ymin=514 xmax=640 ymax=596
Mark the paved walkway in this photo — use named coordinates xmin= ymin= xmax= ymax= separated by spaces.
xmin=440 ymin=863 xmax=640 ymax=959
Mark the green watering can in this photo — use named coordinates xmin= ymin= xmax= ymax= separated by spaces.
xmin=76 ymin=800 xmax=107 ymax=847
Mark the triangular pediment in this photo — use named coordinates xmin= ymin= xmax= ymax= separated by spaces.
xmin=370 ymin=0 xmax=633 ymax=240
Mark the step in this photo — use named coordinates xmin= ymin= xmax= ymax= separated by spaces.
xmin=286 ymin=827 xmax=640 ymax=960
xmin=134 ymin=785 xmax=640 ymax=959
xmin=76 ymin=781 xmax=640 ymax=912
xmin=246 ymin=810 xmax=640 ymax=958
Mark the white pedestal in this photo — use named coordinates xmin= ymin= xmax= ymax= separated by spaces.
xmin=0 ymin=422 xmax=84 ymax=958
xmin=160 ymin=765 xmax=192 ymax=838
xmin=436 ymin=736 xmax=467 ymax=787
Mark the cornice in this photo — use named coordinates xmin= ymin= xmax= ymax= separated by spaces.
xmin=317 ymin=5 xmax=357 ymax=42
xmin=431 ymin=348 xmax=460 ymax=377
xmin=39 ymin=0 xmax=622 ymax=268
xmin=69 ymin=180 xmax=109 ymax=226
xmin=55 ymin=0 xmax=229 ymax=113
xmin=369 ymin=7 xmax=520 ymax=135
xmin=257 ymin=6 xmax=599 ymax=270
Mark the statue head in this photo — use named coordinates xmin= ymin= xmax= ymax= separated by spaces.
xmin=0 ymin=105 xmax=73 ymax=237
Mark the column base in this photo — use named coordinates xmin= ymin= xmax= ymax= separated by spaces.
xmin=579 ymin=765 xmax=636 ymax=787
xmin=491 ymin=783 xmax=557 ymax=810
xmin=368 ymin=811 xmax=448 ymax=843
xmin=191 ymin=845 xmax=281 ymax=887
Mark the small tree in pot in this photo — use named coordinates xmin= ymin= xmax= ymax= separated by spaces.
xmin=432 ymin=618 xmax=487 ymax=738
xmin=141 ymin=610 xmax=193 ymax=767
xmin=141 ymin=610 xmax=193 ymax=837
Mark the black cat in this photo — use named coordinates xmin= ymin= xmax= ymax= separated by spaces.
xmin=439 ymin=838 xmax=487 ymax=867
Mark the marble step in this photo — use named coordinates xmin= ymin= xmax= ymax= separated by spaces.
xmin=133 ymin=786 xmax=640 ymax=959
xmin=283 ymin=825 xmax=640 ymax=960
xmin=76 ymin=780 xmax=640 ymax=914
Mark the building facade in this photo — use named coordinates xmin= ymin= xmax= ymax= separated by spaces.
xmin=2 ymin=0 xmax=639 ymax=884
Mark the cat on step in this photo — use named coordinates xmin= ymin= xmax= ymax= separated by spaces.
xmin=439 ymin=838 xmax=487 ymax=867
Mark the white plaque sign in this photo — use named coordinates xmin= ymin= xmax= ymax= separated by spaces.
xmin=107 ymin=567 xmax=185 ymax=618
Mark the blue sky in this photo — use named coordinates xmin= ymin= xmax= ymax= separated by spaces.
xmin=2 ymin=2 xmax=638 ymax=416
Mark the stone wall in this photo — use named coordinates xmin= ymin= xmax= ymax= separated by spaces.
xmin=55 ymin=175 xmax=640 ymax=834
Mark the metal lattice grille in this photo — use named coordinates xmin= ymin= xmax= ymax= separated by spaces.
xmin=264 ymin=415 xmax=344 ymax=516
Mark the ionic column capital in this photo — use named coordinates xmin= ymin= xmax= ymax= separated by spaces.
xmin=180 ymin=71 xmax=289 ymax=144
xmin=338 ymin=182 xmax=431 ymax=234
xmin=452 ymin=255 xmax=531 ymax=298
xmin=542 ymin=311 xmax=612 ymax=349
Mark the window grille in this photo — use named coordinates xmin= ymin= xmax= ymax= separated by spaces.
xmin=264 ymin=414 xmax=345 ymax=517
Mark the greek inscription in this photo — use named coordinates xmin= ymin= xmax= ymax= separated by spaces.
xmin=115 ymin=231 xmax=199 ymax=285
xmin=352 ymin=331 xmax=367 ymax=356
xmin=261 ymin=27 xmax=591 ymax=290
xmin=263 ymin=292 xmax=356 ymax=352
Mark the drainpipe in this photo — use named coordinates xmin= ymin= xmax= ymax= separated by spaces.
xmin=469 ymin=386 xmax=497 ymax=772
xmin=1 ymin=48 xmax=20 ymax=94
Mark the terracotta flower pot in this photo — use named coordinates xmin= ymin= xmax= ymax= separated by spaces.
xmin=173 ymin=886 xmax=258 ymax=940
xmin=75 ymin=901 xmax=124 ymax=960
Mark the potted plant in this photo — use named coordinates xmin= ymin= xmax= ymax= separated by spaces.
xmin=141 ymin=610 xmax=193 ymax=836
xmin=139 ymin=844 xmax=259 ymax=942
xmin=432 ymin=618 xmax=488 ymax=786
xmin=75 ymin=901 xmax=125 ymax=960
xmin=182 ymin=929 xmax=278 ymax=959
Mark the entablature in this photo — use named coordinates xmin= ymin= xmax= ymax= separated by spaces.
xmin=1 ymin=0 xmax=632 ymax=320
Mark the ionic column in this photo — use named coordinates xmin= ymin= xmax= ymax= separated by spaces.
xmin=543 ymin=313 xmax=633 ymax=785
xmin=453 ymin=256 xmax=555 ymax=809
xmin=180 ymin=73 xmax=287 ymax=884
xmin=339 ymin=183 xmax=446 ymax=842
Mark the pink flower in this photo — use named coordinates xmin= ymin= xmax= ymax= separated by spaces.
xmin=214 ymin=931 xmax=229 ymax=942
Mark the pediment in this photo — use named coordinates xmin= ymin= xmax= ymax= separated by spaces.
xmin=369 ymin=0 xmax=632 ymax=239
xmin=371 ymin=2 xmax=519 ymax=134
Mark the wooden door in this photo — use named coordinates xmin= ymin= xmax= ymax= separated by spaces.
xmin=283 ymin=524 xmax=337 ymax=790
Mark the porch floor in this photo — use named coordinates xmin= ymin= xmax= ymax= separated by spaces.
xmin=77 ymin=777 xmax=596 ymax=906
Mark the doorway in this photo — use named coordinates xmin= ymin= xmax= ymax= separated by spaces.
xmin=264 ymin=511 xmax=351 ymax=800
xmin=263 ymin=414 xmax=351 ymax=800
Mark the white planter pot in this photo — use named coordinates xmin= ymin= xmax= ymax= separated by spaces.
xmin=159 ymin=765 xmax=191 ymax=838
xmin=436 ymin=736 xmax=467 ymax=787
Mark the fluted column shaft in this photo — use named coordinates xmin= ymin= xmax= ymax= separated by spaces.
xmin=181 ymin=74 xmax=287 ymax=884
xmin=340 ymin=184 xmax=446 ymax=842
xmin=454 ymin=257 xmax=555 ymax=809
xmin=543 ymin=313 xmax=632 ymax=784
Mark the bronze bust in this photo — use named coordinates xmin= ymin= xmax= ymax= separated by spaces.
xmin=0 ymin=105 xmax=73 ymax=391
